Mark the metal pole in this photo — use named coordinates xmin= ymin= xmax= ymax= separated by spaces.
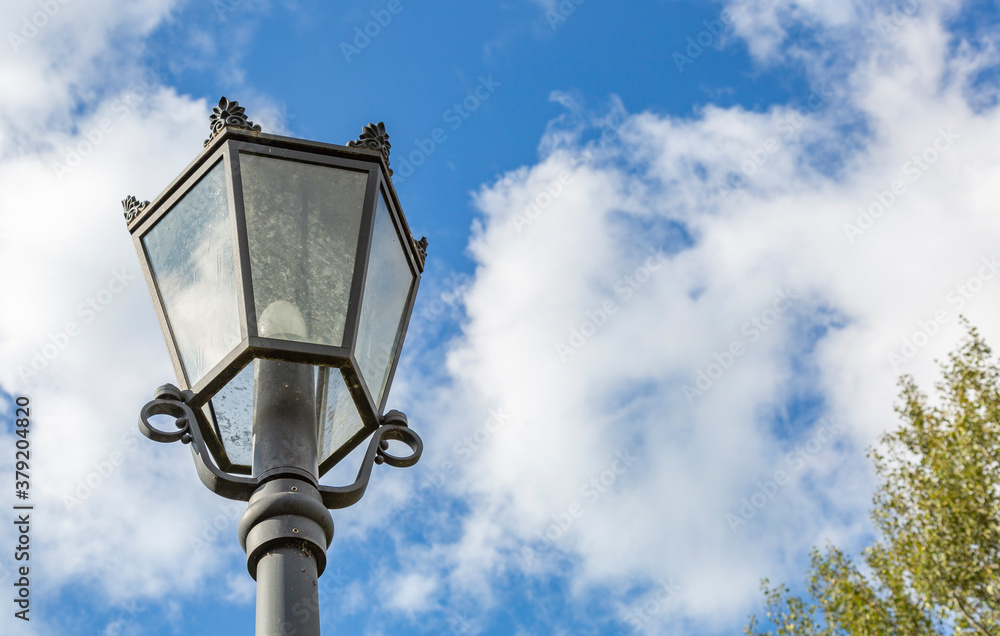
xmin=238 ymin=359 xmax=335 ymax=636
xmin=255 ymin=544 xmax=321 ymax=631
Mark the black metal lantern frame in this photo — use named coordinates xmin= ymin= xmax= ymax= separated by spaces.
xmin=125 ymin=100 xmax=426 ymax=506
xmin=125 ymin=99 xmax=429 ymax=635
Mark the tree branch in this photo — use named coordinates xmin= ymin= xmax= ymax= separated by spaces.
xmin=951 ymin=593 xmax=995 ymax=636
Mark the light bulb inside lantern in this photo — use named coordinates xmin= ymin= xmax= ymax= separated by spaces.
xmin=258 ymin=300 xmax=308 ymax=340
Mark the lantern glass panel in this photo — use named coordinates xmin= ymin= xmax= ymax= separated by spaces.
xmin=143 ymin=161 xmax=240 ymax=387
xmin=205 ymin=361 xmax=254 ymax=470
xmin=240 ymin=154 xmax=368 ymax=346
xmin=355 ymin=193 xmax=414 ymax=406
xmin=316 ymin=367 xmax=365 ymax=465
xmin=202 ymin=360 xmax=365 ymax=472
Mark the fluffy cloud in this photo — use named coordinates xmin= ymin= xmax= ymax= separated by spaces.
xmin=389 ymin=0 xmax=1000 ymax=631
xmin=2 ymin=0 xmax=999 ymax=633
xmin=0 ymin=1 xmax=261 ymax=633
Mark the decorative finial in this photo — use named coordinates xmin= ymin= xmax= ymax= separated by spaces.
xmin=204 ymin=97 xmax=261 ymax=146
xmin=348 ymin=122 xmax=392 ymax=175
xmin=415 ymin=236 xmax=428 ymax=262
xmin=122 ymin=195 xmax=150 ymax=224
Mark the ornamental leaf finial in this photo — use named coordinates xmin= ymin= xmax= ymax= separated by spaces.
xmin=348 ymin=122 xmax=392 ymax=175
xmin=122 ymin=195 xmax=150 ymax=225
xmin=204 ymin=96 xmax=262 ymax=146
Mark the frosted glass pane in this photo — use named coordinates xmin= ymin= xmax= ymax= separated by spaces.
xmin=317 ymin=367 xmax=365 ymax=465
xmin=144 ymin=161 xmax=240 ymax=386
xmin=204 ymin=361 xmax=364 ymax=472
xmin=240 ymin=154 xmax=367 ymax=347
xmin=208 ymin=362 xmax=255 ymax=468
xmin=355 ymin=194 xmax=413 ymax=406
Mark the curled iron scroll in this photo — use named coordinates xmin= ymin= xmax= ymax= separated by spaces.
xmin=318 ymin=413 xmax=423 ymax=509
xmin=138 ymin=397 xmax=193 ymax=444
xmin=138 ymin=384 xmax=257 ymax=501
xmin=139 ymin=386 xmax=423 ymax=510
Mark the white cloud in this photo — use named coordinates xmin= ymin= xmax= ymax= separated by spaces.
xmin=384 ymin=0 xmax=1000 ymax=630
xmin=0 ymin=1 xmax=259 ymax=633
xmin=2 ymin=0 xmax=999 ymax=633
xmin=224 ymin=571 xmax=257 ymax=605
xmin=383 ymin=571 xmax=439 ymax=614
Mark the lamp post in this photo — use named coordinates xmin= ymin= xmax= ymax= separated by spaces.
xmin=124 ymin=98 xmax=427 ymax=635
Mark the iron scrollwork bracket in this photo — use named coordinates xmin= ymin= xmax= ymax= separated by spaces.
xmin=138 ymin=385 xmax=423 ymax=510
xmin=139 ymin=384 xmax=257 ymax=501
xmin=318 ymin=410 xmax=422 ymax=509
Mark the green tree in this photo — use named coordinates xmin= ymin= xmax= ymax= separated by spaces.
xmin=746 ymin=325 xmax=1000 ymax=635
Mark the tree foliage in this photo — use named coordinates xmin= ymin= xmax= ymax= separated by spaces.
xmin=746 ymin=325 xmax=1000 ymax=635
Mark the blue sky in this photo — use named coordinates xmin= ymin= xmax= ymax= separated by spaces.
xmin=142 ymin=0 xmax=811 ymax=271
xmin=2 ymin=0 xmax=1000 ymax=634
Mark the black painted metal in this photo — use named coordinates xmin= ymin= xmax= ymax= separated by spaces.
xmin=138 ymin=385 xmax=421 ymax=635
xmin=138 ymin=384 xmax=257 ymax=501
xmin=234 ymin=363 xmax=416 ymax=635
xmin=342 ymin=169 xmax=380 ymax=365
xmin=205 ymin=97 xmax=261 ymax=146
xmin=129 ymin=99 xmax=428 ymax=635
xmin=318 ymin=414 xmax=421 ymax=509
xmin=139 ymin=385 xmax=422 ymax=505
xmin=121 ymin=195 xmax=149 ymax=223
xmin=347 ymin=122 xmax=391 ymax=175
xmin=252 ymin=360 xmax=320 ymax=484
xmin=239 ymin=477 xmax=332 ymax=636
xmin=130 ymin=153 xmax=230 ymax=392
xmin=255 ymin=545 xmax=322 ymax=635
xmin=415 ymin=236 xmax=428 ymax=265
xmin=222 ymin=142 xmax=252 ymax=344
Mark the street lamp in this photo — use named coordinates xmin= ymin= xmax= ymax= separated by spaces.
xmin=123 ymin=97 xmax=427 ymax=635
